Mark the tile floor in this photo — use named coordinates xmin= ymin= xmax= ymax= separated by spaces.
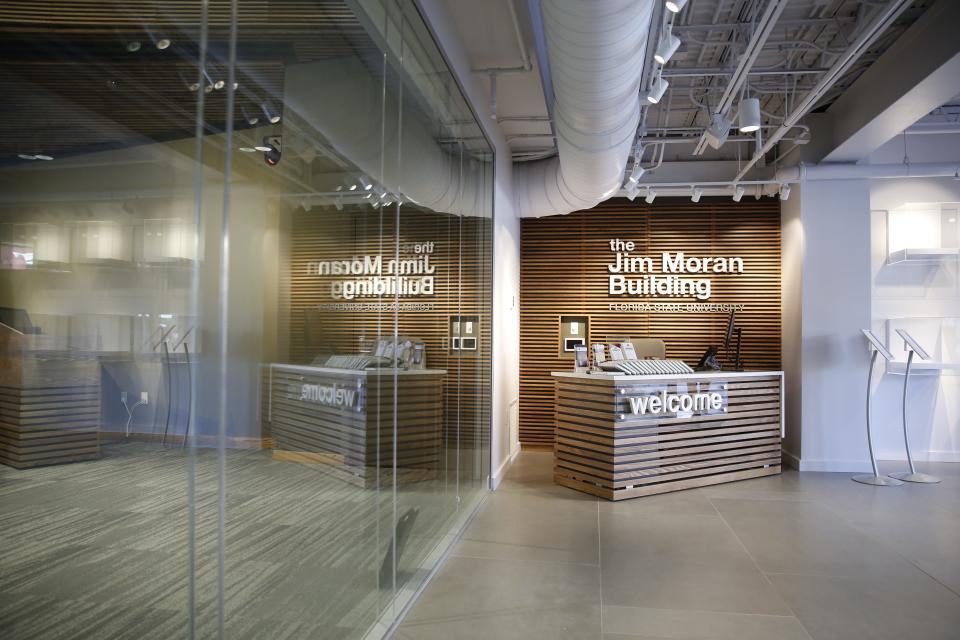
xmin=396 ymin=452 xmax=960 ymax=640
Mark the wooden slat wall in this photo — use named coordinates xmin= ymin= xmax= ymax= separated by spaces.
xmin=554 ymin=373 xmax=782 ymax=500
xmin=521 ymin=198 xmax=781 ymax=446
xmin=285 ymin=207 xmax=491 ymax=453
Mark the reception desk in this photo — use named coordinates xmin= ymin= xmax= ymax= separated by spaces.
xmin=552 ymin=370 xmax=783 ymax=500
xmin=265 ymin=364 xmax=445 ymax=487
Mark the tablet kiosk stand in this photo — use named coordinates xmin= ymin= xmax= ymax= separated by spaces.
xmin=853 ymin=330 xmax=903 ymax=486
xmin=888 ymin=330 xmax=941 ymax=484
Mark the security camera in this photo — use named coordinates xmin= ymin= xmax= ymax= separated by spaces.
xmin=262 ymin=135 xmax=281 ymax=166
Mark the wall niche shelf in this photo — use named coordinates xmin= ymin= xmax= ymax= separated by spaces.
xmin=887 ymin=247 xmax=960 ymax=265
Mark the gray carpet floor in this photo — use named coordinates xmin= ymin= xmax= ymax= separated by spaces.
xmin=0 ymin=442 xmax=481 ymax=639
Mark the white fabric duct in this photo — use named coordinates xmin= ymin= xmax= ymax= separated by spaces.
xmin=284 ymin=57 xmax=485 ymax=217
xmin=284 ymin=0 xmax=653 ymax=218
xmin=515 ymin=0 xmax=654 ymax=217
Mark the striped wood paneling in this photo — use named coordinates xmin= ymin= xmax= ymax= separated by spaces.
xmin=521 ymin=198 xmax=782 ymax=446
xmin=554 ymin=373 xmax=782 ymax=500
xmin=285 ymin=207 xmax=491 ymax=453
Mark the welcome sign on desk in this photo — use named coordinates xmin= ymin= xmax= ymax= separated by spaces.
xmin=616 ymin=382 xmax=728 ymax=421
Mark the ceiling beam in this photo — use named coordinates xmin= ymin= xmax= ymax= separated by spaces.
xmin=819 ymin=0 xmax=960 ymax=163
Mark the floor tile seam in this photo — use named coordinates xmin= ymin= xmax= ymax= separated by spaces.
xmin=598 ymin=497 xmax=604 ymax=637
xmin=599 ymin=603 xmax=814 ymax=620
xmin=806 ymin=492 xmax=960 ymax=599
xmin=448 ymin=550 xmax=601 ymax=568
xmin=703 ymin=492 xmax=816 ymax=640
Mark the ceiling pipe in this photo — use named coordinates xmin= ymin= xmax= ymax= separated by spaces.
xmin=734 ymin=0 xmax=913 ymax=183
xmin=515 ymin=0 xmax=654 ymax=217
xmin=776 ymin=162 xmax=960 ymax=182
xmin=691 ymin=0 xmax=790 ymax=156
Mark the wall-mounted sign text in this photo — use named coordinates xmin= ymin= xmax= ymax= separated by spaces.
xmin=307 ymin=241 xmax=436 ymax=300
xmin=606 ymin=239 xmax=743 ymax=300
xmin=618 ymin=385 xmax=727 ymax=421
xmin=299 ymin=382 xmax=359 ymax=409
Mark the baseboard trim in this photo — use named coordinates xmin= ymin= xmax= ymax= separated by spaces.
xmin=875 ymin=449 xmax=960 ymax=463
xmin=491 ymin=445 xmax=520 ymax=489
xmin=782 ymin=449 xmax=801 ymax=470
xmin=798 ymin=458 xmax=874 ymax=473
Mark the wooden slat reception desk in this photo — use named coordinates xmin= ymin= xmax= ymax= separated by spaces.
xmin=265 ymin=364 xmax=445 ymax=487
xmin=551 ymin=371 xmax=783 ymax=500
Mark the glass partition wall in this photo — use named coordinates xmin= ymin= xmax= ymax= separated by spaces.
xmin=0 ymin=1 xmax=492 ymax=638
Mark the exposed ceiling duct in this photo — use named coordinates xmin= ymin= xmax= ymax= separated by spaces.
xmin=515 ymin=0 xmax=654 ymax=217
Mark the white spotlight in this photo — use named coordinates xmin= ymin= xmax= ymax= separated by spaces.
xmin=732 ymin=185 xmax=745 ymax=202
xmin=33 ymin=154 xmax=54 ymax=161
xmin=626 ymin=184 xmax=641 ymax=201
xmin=261 ymin=103 xmax=281 ymax=124
xmin=665 ymin=0 xmax=688 ymax=13
xmin=626 ymin=162 xmax=646 ymax=186
xmin=126 ymin=41 xmax=141 ymax=52
xmin=691 ymin=187 xmax=702 ymax=203
xmin=17 ymin=154 xmax=37 ymax=160
xmin=654 ymin=32 xmax=681 ymax=65
xmin=644 ymin=188 xmax=657 ymax=204
xmin=213 ymin=79 xmax=226 ymax=90
xmin=156 ymin=38 xmax=171 ymax=50
xmin=738 ymin=97 xmax=761 ymax=133
xmin=779 ymin=183 xmax=791 ymax=201
xmin=238 ymin=147 xmax=257 ymax=153
xmin=646 ymin=76 xmax=669 ymax=104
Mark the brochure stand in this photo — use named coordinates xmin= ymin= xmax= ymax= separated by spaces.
xmin=889 ymin=330 xmax=941 ymax=484
xmin=853 ymin=330 xmax=903 ymax=486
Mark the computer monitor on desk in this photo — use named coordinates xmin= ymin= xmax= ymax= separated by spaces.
xmin=725 ymin=309 xmax=743 ymax=371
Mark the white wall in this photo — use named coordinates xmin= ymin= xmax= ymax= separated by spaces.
xmin=784 ymin=179 xmax=876 ymax=472
xmin=781 ymin=188 xmax=804 ymax=467
xmin=869 ymin=175 xmax=960 ymax=462
xmin=417 ymin=0 xmax=522 ymax=487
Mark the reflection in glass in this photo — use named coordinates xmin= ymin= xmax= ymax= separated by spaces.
xmin=0 ymin=1 xmax=491 ymax=638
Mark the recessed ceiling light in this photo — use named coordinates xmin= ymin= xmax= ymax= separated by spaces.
xmin=126 ymin=41 xmax=141 ymax=52
xmin=156 ymin=38 xmax=171 ymax=50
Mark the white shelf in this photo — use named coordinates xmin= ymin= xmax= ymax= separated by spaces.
xmin=887 ymin=361 xmax=960 ymax=375
xmin=887 ymin=248 xmax=960 ymax=265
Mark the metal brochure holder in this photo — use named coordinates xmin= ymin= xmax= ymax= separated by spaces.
xmin=854 ymin=330 xmax=903 ymax=486
xmin=889 ymin=329 xmax=941 ymax=484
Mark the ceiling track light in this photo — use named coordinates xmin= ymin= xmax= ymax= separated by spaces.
xmin=732 ymin=185 xmax=745 ymax=202
xmin=665 ymin=0 xmax=688 ymax=14
xmin=738 ymin=97 xmax=761 ymax=133
xmin=779 ymin=183 xmax=791 ymax=201
xmin=126 ymin=41 xmax=141 ymax=53
xmin=691 ymin=186 xmax=702 ymax=203
xmin=241 ymin=106 xmax=259 ymax=126
xmin=646 ymin=76 xmax=669 ymax=105
xmin=625 ymin=183 xmax=641 ymax=201
xmin=357 ymin=175 xmax=373 ymax=190
xmin=644 ymin=188 xmax=657 ymax=204
xmin=626 ymin=162 xmax=646 ymax=186
xmin=261 ymin=103 xmax=281 ymax=124
xmin=654 ymin=31 xmax=681 ymax=65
